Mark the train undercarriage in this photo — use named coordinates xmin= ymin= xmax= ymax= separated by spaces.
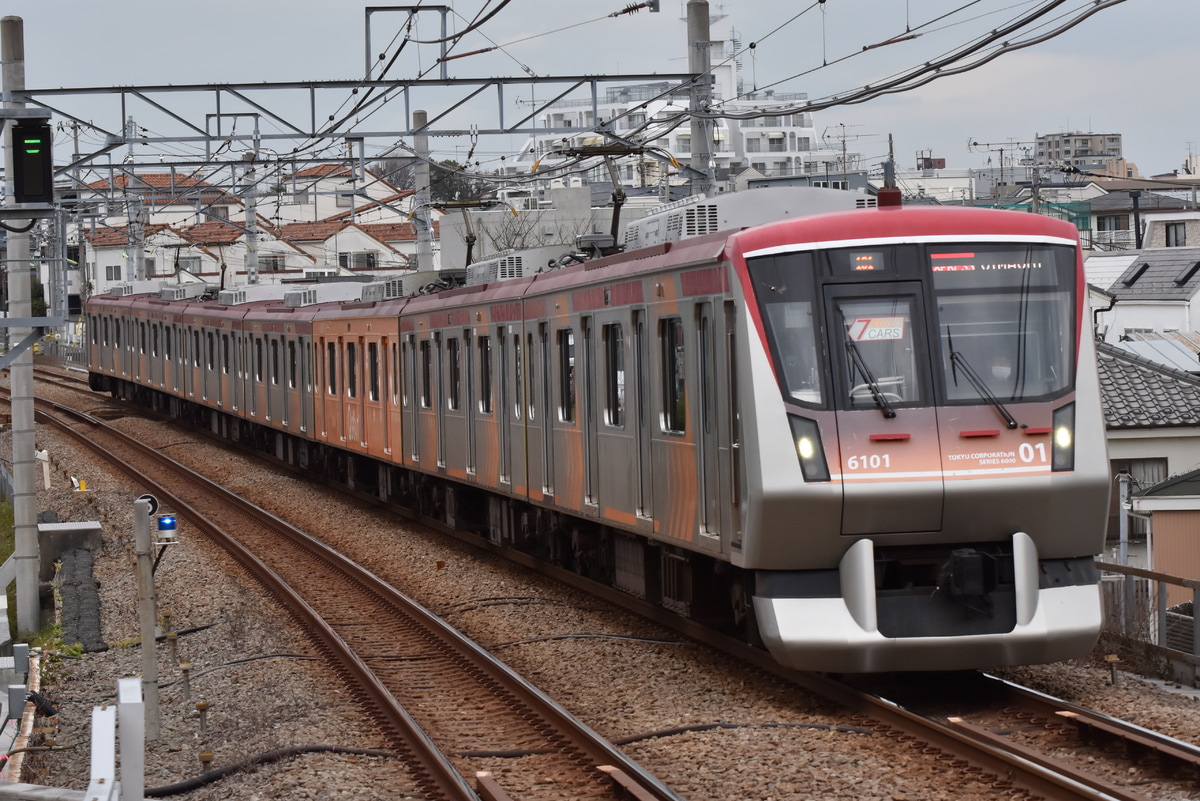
xmin=101 ymin=376 xmax=758 ymax=645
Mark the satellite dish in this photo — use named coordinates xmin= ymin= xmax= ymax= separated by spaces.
xmin=136 ymin=494 xmax=159 ymax=517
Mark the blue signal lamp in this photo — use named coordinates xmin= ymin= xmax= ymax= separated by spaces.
xmin=156 ymin=514 xmax=178 ymax=545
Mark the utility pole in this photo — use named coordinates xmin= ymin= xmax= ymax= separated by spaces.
xmin=413 ymin=110 xmax=433 ymax=272
xmin=2 ymin=15 xmax=41 ymax=637
xmin=243 ymin=153 xmax=259 ymax=285
xmin=822 ymin=123 xmax=867 ymax=189
xmin=687 ymin=1 xmax=717 ymax=197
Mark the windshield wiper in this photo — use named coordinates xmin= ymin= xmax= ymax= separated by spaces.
xmin=844 ymin=337 xmax=896 ymax=419
xmin=948 ymin=346 xmax=1019 ymax=430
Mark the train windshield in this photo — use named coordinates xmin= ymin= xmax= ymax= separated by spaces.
xmin=747 ymin=252 xmax=825 ymax=404
xmin=929 ymin=243 xmax=1077 ymax=403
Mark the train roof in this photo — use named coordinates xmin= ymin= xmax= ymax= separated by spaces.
xmin=729 ymin=204 xmax=1081 ymax=256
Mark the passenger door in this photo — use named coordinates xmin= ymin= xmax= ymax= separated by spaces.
xmin=823 ymin=282 xmax=943 ymax=534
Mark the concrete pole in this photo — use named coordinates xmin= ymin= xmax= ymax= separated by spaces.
xmin=243 ymin=154 xmax=259 ymax=285
xmin=133 ymin=499 xmax=161 ymax=739
xmin=687 ymin=1 xmax=717 ymax=197
xmin=3 ymin=15 xmax=41 ymax=637
xmin=413 ymin=110 xmax=433 ymax=273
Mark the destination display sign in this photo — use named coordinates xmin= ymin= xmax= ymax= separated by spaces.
xmin=929 ymin=251 xmax=1046 ymax=273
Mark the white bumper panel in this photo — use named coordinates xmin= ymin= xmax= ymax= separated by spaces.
xmin=755 ymin=532 xmax=1101 ymax=673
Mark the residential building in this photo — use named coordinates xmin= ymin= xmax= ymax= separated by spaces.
xmin=1035 ymin=131 xmax=1135 ymax=178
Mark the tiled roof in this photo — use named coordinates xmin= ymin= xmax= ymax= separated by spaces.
xmin=180 ymin=220 xmax=244 ymax=245
xmin=85 ymin=173 xmax=233 ymax=205
xmin=290 ymin=164 xmax=352 ymax=179
xmin=357 ymin=222 xmax=421 ymax=241
xmin=83 ymin=224 xmax=174 ymax=248
xmin=1096 ymin=340 xmax=1200 ymax=428
xmin=1108 ymin=246 xmax=1200 ymax=300
xmin=275 ymin=221 xmax=347 ymax=242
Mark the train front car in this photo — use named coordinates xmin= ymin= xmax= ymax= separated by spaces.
xmin=730 ymin=205 xmax=1109 ymax=673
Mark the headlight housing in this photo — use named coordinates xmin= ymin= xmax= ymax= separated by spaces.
xmin=1052 ymin=403 xmax=1075 ymax=472
xmin=788 ymin=415 xmax=830 ymax=482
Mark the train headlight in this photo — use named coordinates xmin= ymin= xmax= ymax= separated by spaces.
xmin=788 ymin=415 xmax=830 ymax=482
xmin=1051 ymin=403 xmax=1075 ymax=472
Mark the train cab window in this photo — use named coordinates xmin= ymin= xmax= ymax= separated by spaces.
xmin=558 ymin=329 xmax=575 ymax=423
xmin=832 ymin=296 xmax=922 ymax=410
xmin=447 ymin=338 xmax=461 ymax=410
xmin=347 ymin=342 xmax=358 ymax=399
xmin=928 ymin=244 xmax=1076 ymax=403
xmin=368 ymin=342 xmax=379 ymax=401
xmin=603 ymin=323 xmax=625 ymax=427
xmin=745 ymin=252 xmax=824 ymax=405
xmin=479 ymin=335 xmax=493 ymax=415
xmin=327 ymin=342 xmax=338 ymax=395
xmin=661 ymin=318 xmax=686 ymax=433
xmin=419 ymin=340 xmax=431 ymax=408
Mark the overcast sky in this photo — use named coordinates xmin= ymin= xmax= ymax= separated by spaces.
xmin=8 ymin=1 xmax=1195 ymax=179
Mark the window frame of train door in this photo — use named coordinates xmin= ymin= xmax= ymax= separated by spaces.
xmin=464 ymin=328 xmax=476 ymax=476
xmin=498 ymin=326 xmax=511 ymax=485
xmin=633 ymin=308 xmax=651 ymax=519
xmin=407 ymin=332 xmax=420 ymax=463
xmin=434 ymin=331 xmax=446 ymax=468
xmin=696 ymin=301 xmax=721 ymax=540
xmin=581 ymin=315 xmax=598 ymax=507
xmin=539 ymin=322 xmax=554 ymax=496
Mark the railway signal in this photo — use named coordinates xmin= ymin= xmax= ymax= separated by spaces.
xmin=11 ymin=122 xmax=54 ymax=204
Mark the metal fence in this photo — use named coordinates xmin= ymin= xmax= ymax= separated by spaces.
xmin=1096 ymin=561 xmax=1199 ymax=683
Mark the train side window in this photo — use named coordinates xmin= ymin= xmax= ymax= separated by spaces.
xmin=288 ymin=341 xmax=297 ymax=388
xmin=347 ymin=341 xmax=358 ymax=399
xmin=223 ymin=335 xmax=230 ymax=375
xmin=271 ymin=339 xmax=281 ymax=385
xmin=255 ymin=338 xmax=264 ymax=382
xmin=391 ymin=342 xmax=400 ymax=404
xmin=661 ymin=317 xmax=686 ymax=433
xmin=447 ymin=338 xmax=461 ymax=410
xmin=103 ymin=317 xmax=110 ymax=347
xmin=140 ymin=322 xmax=147 ymax=354
xmin=368 ymin=342 xmax=379 ymax=401
xmin=557 ymin=329 xmax=576 ymax=423
xmin=327 ymin=342 xmax=337 ymax=395
xmin=478 ymin=335 xmax=493 ymax=415
xmin=193 ymin=331 xmax=201 ymax=368
xmin=513 ymin=333 xmax=522 ymax=421
xmin=165 ymin=327 xmax=172 ymax=361
xmin=603 ymin=323 xmax=625 ymax=427
xmin=151 ymin=325 xmax=159 ymax=357
xmin=419 ymin=339 xmax=432 ymax=408
xmin=526 ymin=333 xmax=536 ymax=421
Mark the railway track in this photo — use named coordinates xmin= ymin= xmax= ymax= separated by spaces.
xmin=8 ymin=382 xmax=684 ymax=801
xmin=843 ymin=670 xmax=1200 ymax=801
xmin=25 ymin=363 xmax=1200 ymax=800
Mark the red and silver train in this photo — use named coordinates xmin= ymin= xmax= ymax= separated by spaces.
xmin=86 ymin=187 xmax=1110 ymax=672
